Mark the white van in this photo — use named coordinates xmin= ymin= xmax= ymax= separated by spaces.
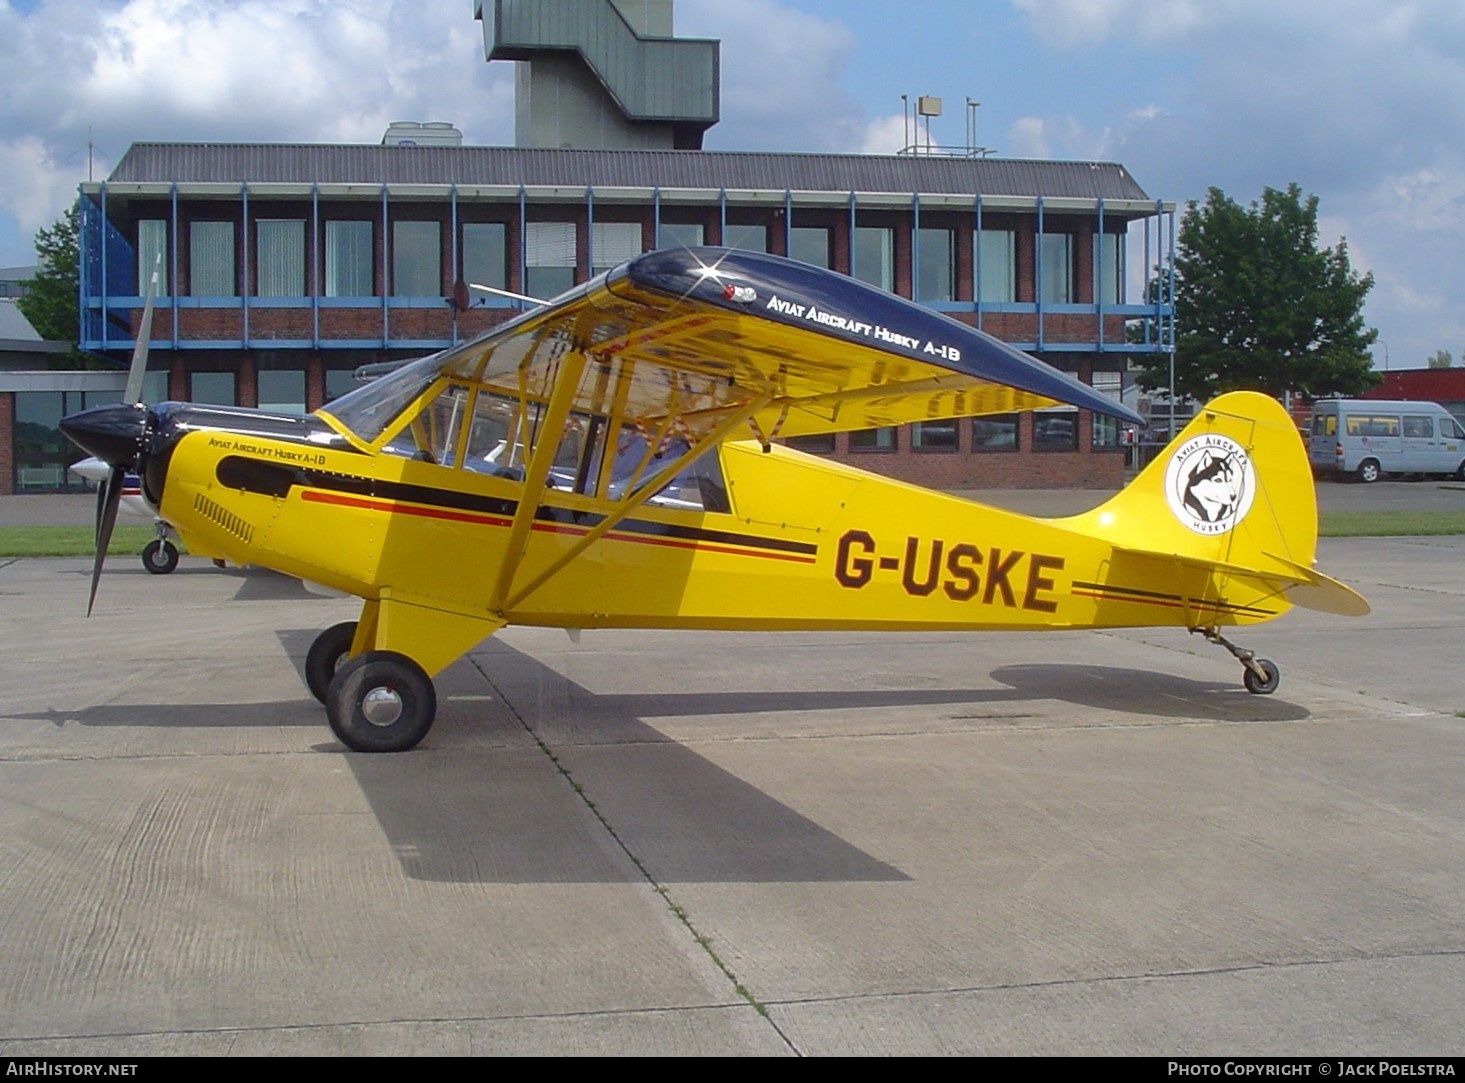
xmin=1309 ymin=399 xmax=1465 ymax=482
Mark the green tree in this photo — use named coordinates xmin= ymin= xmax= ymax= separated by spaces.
xmin=1427 ymin=349 xmax=1454 ymax=369
xmin=1133 ymin=183 xmax=1379 ymax=401
xmin=16 ymin=205 xmax=87 ymax=366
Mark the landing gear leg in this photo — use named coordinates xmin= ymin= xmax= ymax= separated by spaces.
xmin=1192 ymin=626 xmax=1281 ymax=695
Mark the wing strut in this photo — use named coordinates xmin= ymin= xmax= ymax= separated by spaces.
xmin=501 ymin=394 xmax=771 ymax=614
xmin=487 ymin=348 xmax=589 ymax=613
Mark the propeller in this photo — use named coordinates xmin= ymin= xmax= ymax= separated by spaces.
xmin=62 ymin=255 xmax=160 ymax=614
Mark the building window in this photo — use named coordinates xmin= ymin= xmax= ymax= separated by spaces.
xmin=1091 ymin=372 xmax=1122 ymax=448
xmin=972 ymin=414 xmax=1019 ymax=451
xmin=1040 ymin=232 xmax=1074 ymax=304
xmin=526 ymin=221 xmax=577 ymax=298
xmin=462 ymin=222 xmax=507 ymax=291
xmin=1094 ymin=232 xmax=1123 ymax=305
xmin=257 ymin=219 xmax=304 ymax=297
xmin=977 ymin=228 xmax=1015 ymax=303
xmin=325 ymin=368 xmax=358 ymax=402
xmin=1092 ymin=413 xmax=1119 ymax=448
xmin=724 ymin=222 xmax=767 ymax=252
xmin=852 ymin=226 xmax=893 ymax=292
xmin=191 ymin=371 xmax=236 ymax=406
xmin=258 ymin=369 xmax=306 ymax=414
xmin=658 ymin=221 xmax=703 ymax=249
xmin=325 ymin=220 xmax=373 ymax=297
xmin=1034 ymin=408 xmax=1078 ymax=451
xmin=849 ymin=426 xmax=897 ymax=451
xmin=140 ymin=370 xmax=168 ymax=404
xmin=912 ymin=420 xmax=958 ymax=451
xmin=189 ymin=221 xmax=235 ymax=296
xmin=137 ymin=219 xmax=168 ymax=298
xmin=916 ymin=227 xmax=954 ymax=302
xmin=785 ymin=433 xmax=835 ymax=454
xmin=789 ymin=227 xmax=830 ymax=269
xmin=392 ymin=220 xmax=440 ymax=297
xmin=592 ymin=221 xmax=642 ymax=275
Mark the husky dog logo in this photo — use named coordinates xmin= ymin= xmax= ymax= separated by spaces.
xmin=1163 ymin=434 xmax=1256 ymax=535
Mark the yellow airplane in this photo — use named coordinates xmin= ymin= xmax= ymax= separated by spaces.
xmin=61 ymin=247 xmax=1369 ymax=753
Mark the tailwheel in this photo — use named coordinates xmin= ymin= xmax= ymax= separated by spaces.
xmin=141 ymin=538 xmax=179 ymax=575
xmin=305 ymin=620 xmax=358 ymax=705
xmin=326 ymin=650 xmax=437 ymax=753
xmin=1192 ymin=626 xmax=1282 ymax=696
xmin=1242 ymin=658 xmax=1280 ymax=695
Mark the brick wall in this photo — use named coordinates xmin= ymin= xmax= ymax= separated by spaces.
xmin=811 ymin=411 xmax=1126 ymax=490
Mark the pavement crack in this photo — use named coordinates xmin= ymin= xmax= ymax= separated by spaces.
xmin=469 ymin=654 xmax=801 ymax=1056
xmin=760 ymin=945 xmax=1465 ymax=1010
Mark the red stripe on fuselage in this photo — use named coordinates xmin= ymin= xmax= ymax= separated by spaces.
xmin=299 ymin=488 xmax=816 ymax=564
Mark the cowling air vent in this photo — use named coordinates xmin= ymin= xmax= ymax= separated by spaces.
xmin=194 ymin=493 xmax=255 ymax=544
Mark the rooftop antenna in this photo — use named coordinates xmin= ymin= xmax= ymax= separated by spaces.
xmin=917 ymin=95 xmax=942 ymax=154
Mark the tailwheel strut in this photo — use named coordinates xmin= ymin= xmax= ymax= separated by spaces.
xmin=1192 ymin=626 xmax=1281 ymax=695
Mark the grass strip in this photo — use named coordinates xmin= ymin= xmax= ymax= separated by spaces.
xmin=0 ymin=525 xmax=164 ymax=558
xmin=1318 ymin=510 xmax=1465 ymax=537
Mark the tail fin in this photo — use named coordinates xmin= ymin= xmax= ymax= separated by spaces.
xmin=1062 ymin=391 xmax=1368 ymax=617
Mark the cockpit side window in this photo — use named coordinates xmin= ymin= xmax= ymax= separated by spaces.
xmin=591 ymin=424 xmax=730 ymax=512
xmin=321 ymin=356 xmax=441 ymax=444
xmin=382 ymin=383 xmax=471 ymax=464
xmin=462 ymin=390 xmax=527 ymax=479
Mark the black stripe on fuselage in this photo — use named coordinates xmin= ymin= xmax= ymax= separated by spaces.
xmin=214 ymin=454 xmax=817 ymax=558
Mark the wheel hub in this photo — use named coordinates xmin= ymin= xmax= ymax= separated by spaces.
xmin=361 ymin=685 xmax=404 ymax=727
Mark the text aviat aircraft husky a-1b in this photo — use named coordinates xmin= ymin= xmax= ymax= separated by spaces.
xmin=62 ymin=247 xmax=1369 ymax=753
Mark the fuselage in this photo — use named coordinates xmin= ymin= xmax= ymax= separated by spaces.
xmin=148 ymin=402 xmax=1286 ymax=637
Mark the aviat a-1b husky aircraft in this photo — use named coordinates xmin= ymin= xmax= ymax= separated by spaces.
xmin=61 ymin=247 xmax=1368 ymax=753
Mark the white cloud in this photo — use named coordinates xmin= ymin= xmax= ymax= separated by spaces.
xmin=1007 ymin=116 xmax=1051 ymax=159
xmin=679 ymin=0 xmax=864 ymax=151
xmin=0 ymin=0 xmax=515 ymax=263
xmin=0 ymin=136 xmax=89 ymax=239
xmin=858 ymin=115 xmax=908 ymax=156
xmin=1011 ymin=0 xmax=1207 ymax=48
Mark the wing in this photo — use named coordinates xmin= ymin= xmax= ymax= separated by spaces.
xmin=435 ymin=247 xmax=1143 ymax=444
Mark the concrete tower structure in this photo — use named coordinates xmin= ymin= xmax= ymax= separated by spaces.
xmin=477 ymin=0 xmax=719 ymax=150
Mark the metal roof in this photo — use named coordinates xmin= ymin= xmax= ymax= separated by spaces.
xmin=106 ymin=143 xmax=1155 ymax=204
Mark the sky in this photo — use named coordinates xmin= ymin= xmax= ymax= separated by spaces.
xmin=1 ymin=0 xmax=1461 ymax=370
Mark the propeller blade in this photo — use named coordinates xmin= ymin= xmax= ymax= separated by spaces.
xmin=93 ymin=475 xmax=106 ymax=548
xmin=88 ymin=465 xmax=125 ymax=617
xmin=122 ymin=254 xmax=161 ymax=406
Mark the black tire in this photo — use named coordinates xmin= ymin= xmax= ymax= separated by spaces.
xmin=326 ymin=650 xmax=437 ymax=753
xmin=1243 ymin=658 xmax=1280 ymax=695
xmin=141 ymin=539 xmax=179 ymax=575
xmin=305 ymin=620 xmax=358 ymax=705
xmin=1456 ymin=460 xmax=1465 ymax=482
xmin=1357 ymin=459 xmax=1381 ymax=483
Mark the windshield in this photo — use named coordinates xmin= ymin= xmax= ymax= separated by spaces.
xmin=320 ymin=355 xmax=443 ymax=444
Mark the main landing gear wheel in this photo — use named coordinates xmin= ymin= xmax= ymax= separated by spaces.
xmin=1242 ymin=658 xmax=1280 ymax=695
xmin=141 ymin=538 xmax=179 ymax=575
xmin=305 ymin=620 xmax=358 ymax=705
xmin=326 ymin=650 xmax=437 ymax=753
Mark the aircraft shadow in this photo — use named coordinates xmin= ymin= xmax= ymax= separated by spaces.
xmin=10 ymin=641 xmax=1309 ymax=887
